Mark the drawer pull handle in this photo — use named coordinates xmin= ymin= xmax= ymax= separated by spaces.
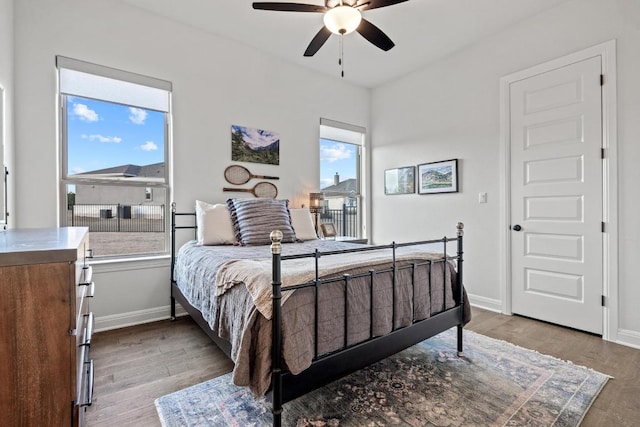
xmin=87 ymin=282 xmax=95 ymax=298
xmin=80 ymin=360 xmax=94 ymax=407
xmin=81 ymin=313 xmax=94 ymax=347
xmin=86 ymin=249 xmax=94 ymax=259
xmin=79 ymin=266 xmax=93 ymax=285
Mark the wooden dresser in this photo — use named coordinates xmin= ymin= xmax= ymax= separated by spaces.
xmin=0 ymin=227 xmax=94 ymax=426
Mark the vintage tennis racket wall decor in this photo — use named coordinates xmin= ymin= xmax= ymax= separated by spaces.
xmin=223 ymin=182 xmax=278 ymax=198
xmin=224 ymin=165 xmax=279 ymax=185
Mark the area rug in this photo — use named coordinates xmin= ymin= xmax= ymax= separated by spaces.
xmin=155 ymin=329 xmax=609 ymax=427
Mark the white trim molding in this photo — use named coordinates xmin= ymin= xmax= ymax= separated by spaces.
xmin=499 ymin=40 xmax=618 ymax=342
xmin=616 ymin=329 xmax=640 ymax=350
xmin=94 ymin=304 xmax=187 ymax=333
xmin=468 ymin=294 xmax=503 ymax=314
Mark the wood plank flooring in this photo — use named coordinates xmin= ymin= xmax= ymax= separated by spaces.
xmin=85 ymin=308 xmax=640 ymax=426
xmin=85 ymin=317 xmax=233 ymax=426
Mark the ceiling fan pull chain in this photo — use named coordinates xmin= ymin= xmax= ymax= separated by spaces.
xmin=339 ymin=35 xmax=345 ymax=77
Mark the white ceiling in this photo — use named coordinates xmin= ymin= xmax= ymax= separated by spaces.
xmin=118 ymin=0 xmax=571 ymax=88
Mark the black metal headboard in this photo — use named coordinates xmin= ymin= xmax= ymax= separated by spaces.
xmin=170 ymin=202 xmax=197 ymax=283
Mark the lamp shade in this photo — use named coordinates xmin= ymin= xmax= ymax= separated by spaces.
xmin=323 ymin=6 xmax=362 ymax=35
xmin=309 ymin=193 xmax=324 ymax=212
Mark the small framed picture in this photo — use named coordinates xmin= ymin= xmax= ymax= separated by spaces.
xmin=320 ymin=223 xmax=337 ymax=238
xmin=418 ymin=159 xmax=458 ymax=194
xmin=384 ymin=166 xmax=415 ymax=195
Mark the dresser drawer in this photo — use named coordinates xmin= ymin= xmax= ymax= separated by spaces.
xmin=76 ymin=265 xmax=93 ymax=320
xmin=75 ymin=234 xmax=94 ymax=425
xmin=77 ymin=351 xmax=94 ymax=412
xmin=76 ymin=311 xmax=94 ymax=407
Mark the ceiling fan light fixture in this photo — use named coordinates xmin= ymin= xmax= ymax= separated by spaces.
xmin=323 ymin=6 xmax=362 ymax=35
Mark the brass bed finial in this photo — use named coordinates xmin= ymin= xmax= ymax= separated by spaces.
xmin=270 ymin=230 xmax=283 ymax=255
xmin=171 ymin=202 xmax=176 ymax=212
xmin=456 ymin=222 xmax=464 ymax=237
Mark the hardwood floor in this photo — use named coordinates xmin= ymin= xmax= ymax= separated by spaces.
xmin=85 ymin=308 xmax=640 ymax=426
xmin=85 ymin=317 xmax=233 ymax=426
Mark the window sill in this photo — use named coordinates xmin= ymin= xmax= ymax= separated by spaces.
xmin=88 ymin=253 xmax=170 ymax=273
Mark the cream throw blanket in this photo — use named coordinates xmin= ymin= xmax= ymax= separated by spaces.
xmin=215 ymin=246 xmax=448 ymax=320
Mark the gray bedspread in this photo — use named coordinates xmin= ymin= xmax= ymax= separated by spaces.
xmin=175 ymin=239 xmax=465 ymax=396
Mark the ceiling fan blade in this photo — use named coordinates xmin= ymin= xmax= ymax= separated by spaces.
xmin=356 ymin=18 xmax=395 ymax=51
xmin=304 ymin=26 xmax=332 ymax=56
xmin=252 ymin=2 xmax=327 ymax=12
xmin=357 ymin=0 xmax=409 ymax=11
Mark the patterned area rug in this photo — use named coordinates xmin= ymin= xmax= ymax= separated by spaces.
xmin=155 ymin=329 xmax=609 ymax=427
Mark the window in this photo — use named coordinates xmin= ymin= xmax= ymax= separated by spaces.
xmin=319 ymin=118 xmax=365 ymax=238
xmin=58 ymin=56 xmax=172 ymax=258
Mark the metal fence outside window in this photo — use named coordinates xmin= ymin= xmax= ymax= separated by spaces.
xmin=67 ymin=204 xmax=165 ymax=232
xmin=320 ymin=204 xmax=358 ymax=237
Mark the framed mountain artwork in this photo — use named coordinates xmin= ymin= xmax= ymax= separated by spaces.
xmin=231 ymin=124 xmax=280 ymax=165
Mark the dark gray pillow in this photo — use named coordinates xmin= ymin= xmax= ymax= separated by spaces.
xmin=226 ymin=198 xmax=297 ymax=245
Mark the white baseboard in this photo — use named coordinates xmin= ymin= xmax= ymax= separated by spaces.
xmin=615 ymin=328 xmax=640 ymax=350
xmin=94 ymin=304 xmax=187 ymax=333
xmin=468 ymin=293 xmax=503 ymax=313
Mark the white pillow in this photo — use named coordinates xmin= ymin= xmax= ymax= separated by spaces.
xmin=195 ymin=200 xmax=236 ymax=245
xmin=289 ymin=207 xmax=318 ymax=241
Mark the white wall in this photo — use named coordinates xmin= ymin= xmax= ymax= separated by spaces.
xmin=0 ymin=0 xmax=14 ymax=226
xmin=371 ymin=0 xmax=640 ymax=347
xmin=13 ymin=0 xmax=370 ymax=329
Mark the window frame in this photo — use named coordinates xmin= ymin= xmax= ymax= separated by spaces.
xmin=319 ymin=118 xmax=366 ymax=239
xmin=57 ymin=57 xmax=172 ymax=259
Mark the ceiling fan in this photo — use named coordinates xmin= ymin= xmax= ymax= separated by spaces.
xmin=252 ymin=0 xmax=409 ymax=57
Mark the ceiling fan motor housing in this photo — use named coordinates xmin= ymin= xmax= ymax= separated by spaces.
xmin=324 ymin=6 xmax=362 ymax=35
xmin=326 ymin=0 xmax=359 ymax=8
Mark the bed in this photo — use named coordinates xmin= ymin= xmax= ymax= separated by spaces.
xmin=170 ymin=199 xmax=470 ymax=426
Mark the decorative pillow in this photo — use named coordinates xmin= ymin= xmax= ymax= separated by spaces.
xmin=195 ymin=200 xmax=236 ymax=245
xmin=227 ymin=198 xmax=296 ymax=245
xmin=289 ymin=208 xmax=318 ymax=241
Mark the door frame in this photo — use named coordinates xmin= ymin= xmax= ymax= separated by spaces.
xmin=499 ymin=40 xmax=618 ymax=341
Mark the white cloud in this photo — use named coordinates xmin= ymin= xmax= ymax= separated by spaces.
xmin=73 ymin=103 xmax=99 ymax=122
xmin=129 ymin=107 xmax=147 ymax=125
xmin=320 ymin=143 xmax=352 ymax=162
xmin=81 ymin=134 xmax=122 ymax=143
xmin=140 ymin=141 xmax=158 ymax=151
xmin=71 ymin=166 xmax=86 ymax=174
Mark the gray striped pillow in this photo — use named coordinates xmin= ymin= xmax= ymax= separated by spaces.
xmin=227 ymin=198 xmax=297 ymax=245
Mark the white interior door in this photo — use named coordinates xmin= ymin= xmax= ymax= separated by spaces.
xmin=510 ymin=56 xmax=603 ymax=334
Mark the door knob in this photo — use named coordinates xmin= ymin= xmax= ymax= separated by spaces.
xmin=512 ymin=224 xmax=522 ymax=231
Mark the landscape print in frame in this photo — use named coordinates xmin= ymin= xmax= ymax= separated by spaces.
xmin=418 ymin=159 xmax=458 ymax=194
xmin=231 ymin=124 xmax=280 ymax=165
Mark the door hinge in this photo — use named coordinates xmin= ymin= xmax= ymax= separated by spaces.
xmin=601 ymin=221 xmax=605 ymax=232
xmin=600 ymin=74 xmax=604 ymax=86
xmin=601 ymin=148 xmax=605 ymax=159
xmin=601 ymin=295 xmax=606 ymax=307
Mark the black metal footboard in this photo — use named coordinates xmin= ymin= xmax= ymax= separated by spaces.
xmin=268 ymin=224 xmax=465 ymax=427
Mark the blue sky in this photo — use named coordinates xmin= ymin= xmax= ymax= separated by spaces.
xmin=319 ymin=138 xmax=357 ymax=189
xmin=66 ymin=96 xmax=165 ymax=175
